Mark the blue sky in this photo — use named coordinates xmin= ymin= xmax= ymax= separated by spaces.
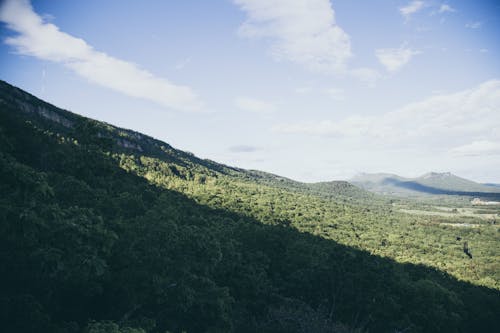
xmin=1 ymin=0 xmax=499 ymax=182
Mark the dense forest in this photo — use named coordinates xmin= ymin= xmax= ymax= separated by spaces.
xmin=0 ymin=80 xmax=499 ymax=332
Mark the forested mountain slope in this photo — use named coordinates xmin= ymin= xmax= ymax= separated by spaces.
xmin=1 ymin=80 xmax=499 ymax=333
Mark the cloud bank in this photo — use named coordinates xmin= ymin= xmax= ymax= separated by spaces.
xmin=0 ymin=0 xmax=202 ymax=111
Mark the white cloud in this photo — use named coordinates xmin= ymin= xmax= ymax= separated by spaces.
xmin=400 ymin=1 xmax=425 ymax=20
xmin=375 ymin=44 xmax=420 ymax=72
xmin=228 ymin=145 xmax=261 ymax=153
xmin=324 ymin=88 xmax=345 ymax=101
xmin=273 ymin=80 xmax=500 ymax=152
xmin=465 ymin=21 xmax=482 ymax=29
xmin=0 ymin=0 xmax=202 ymax=111
xmin=233 ymin=0 xmax=351 ymax=73
xmin=438 ymin=4 xmax=455 ymax=13
xmin=235 ymin=96 xmax=276 ymax=113
xmin=450 ymin=140 xmax=500 ymax=157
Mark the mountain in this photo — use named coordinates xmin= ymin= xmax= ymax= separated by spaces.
xmin=1 ymin=79 xmax=499 ymax=333
xmin=416 ymin=172 xmax=498 ymax=193
xmin=351 ymin=172 xmax=500 ymax=198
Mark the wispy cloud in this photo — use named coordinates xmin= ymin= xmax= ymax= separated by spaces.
xmin=233 ymin=0 xmax=351 ymax=73
xmin=228 ymin=145 xmax=261 ymax=153
xmin=235 ymin=96 xmax=276 ymax=113
xmin=465 ymin=21 xmax=482 ymax=29
xmin=0 ymin=0 xmax=203 ymax=111
xmin=273 ymin=79 xmax=500 ymax=152
xmin=438 ymin=4 xmax=455 ymax=13
xmin=399 ymin=1 xmax=425 ymax=20
xmin=375 ymin=44 xmax=420 ymax=72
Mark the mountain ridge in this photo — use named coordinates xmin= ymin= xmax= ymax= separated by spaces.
xmin=351 ymin=171 xmax=500 ymax=198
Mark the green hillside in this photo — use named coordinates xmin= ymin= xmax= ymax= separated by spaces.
xmin=1 ymin=80 xmax=499 ymax=333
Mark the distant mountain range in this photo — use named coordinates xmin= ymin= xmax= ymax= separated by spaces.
xmin=351 ymin=172 xmax=500 ymax=198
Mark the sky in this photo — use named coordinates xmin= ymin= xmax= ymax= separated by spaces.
xmin=1 ymin=0 xmax=499 ymax=183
